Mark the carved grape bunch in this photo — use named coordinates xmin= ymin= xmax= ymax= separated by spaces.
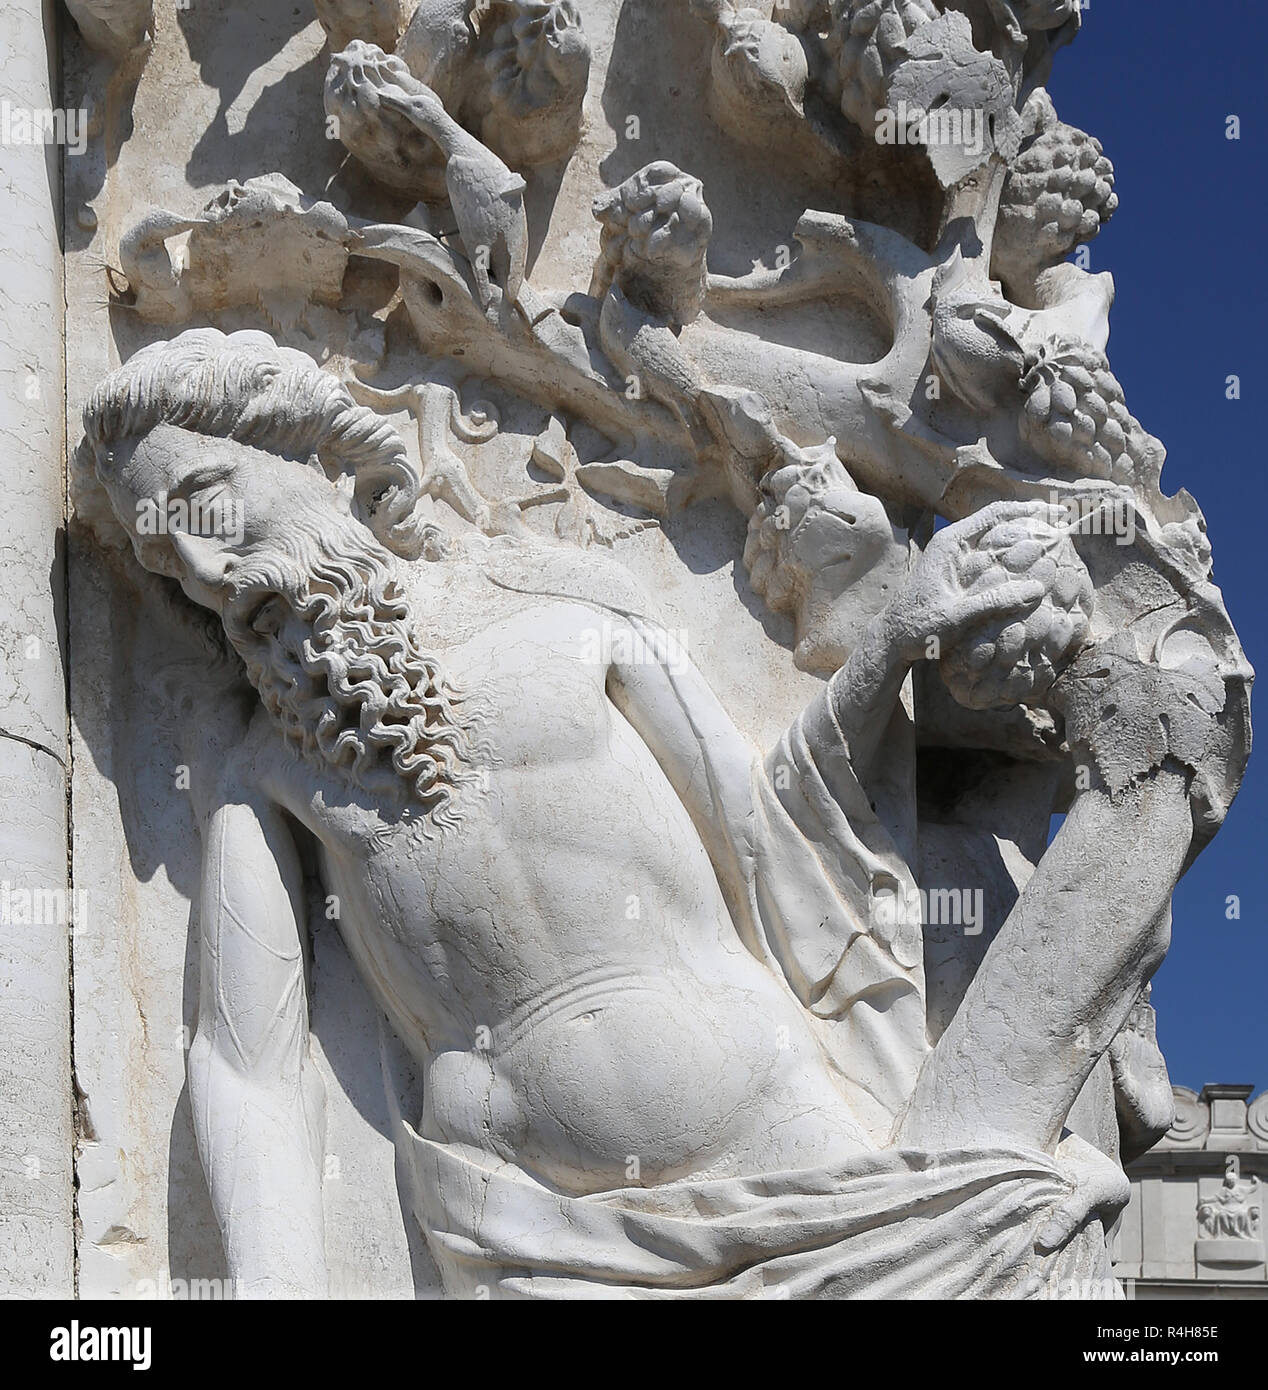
xmin=995 ymin=93 xmax=1118 ymax=286
xmin=590 ymin=162 xmax=713 ymax=327
xmin=481 ymin=0 xmax=591 ymax=167
xmin=325 ymin=39 xmax=448 ymax=199
xmin=1019 ymin=337 xmax=1155 ymax=488
xmin=824 ymin=0 xmax=938 ymax=131
xmin=940 ymin=511 xmax=1093 ymax=711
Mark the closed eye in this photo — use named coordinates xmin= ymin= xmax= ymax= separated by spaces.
xmin=188 ymin=487 xmax=229 ymax=526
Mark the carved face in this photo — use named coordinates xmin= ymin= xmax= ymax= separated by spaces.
xmin=744 ymin=446 xmax=910 ymax=674
xmin=100 ymin=423 xmax=477 ymax=818
xmin=100 ymin=424 xmax=350 ymax=616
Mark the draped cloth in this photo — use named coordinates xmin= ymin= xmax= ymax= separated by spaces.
xmin=382 ymin=613 xmax=1121 ymax=1298
xmin=746 ymin=690 xmax=929 ymax=1140
xmin=392 ymin=1127 xmax=1121 ymax=1300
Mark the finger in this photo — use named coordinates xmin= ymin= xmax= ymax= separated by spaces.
xmin=1036 ymin=1135 xmax=1132 ymax=1254
xmin=1035 ymin=1166 xmax=1129 ymax=1254
xmin=944 ymin=498 xmax=1063 ymax=543
xmin=958 ymin=579 xmax=1046 ymax=626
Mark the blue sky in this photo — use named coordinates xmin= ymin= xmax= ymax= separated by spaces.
xmin=1047 ymin=2 xmax=1265 ymax=1093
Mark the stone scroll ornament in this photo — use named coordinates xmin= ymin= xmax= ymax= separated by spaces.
xmin=79 ymin=0 xmax=1250 ymax=1299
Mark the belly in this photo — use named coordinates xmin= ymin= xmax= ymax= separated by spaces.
xmin=425 ymin=966 xmax=869 ymax=1193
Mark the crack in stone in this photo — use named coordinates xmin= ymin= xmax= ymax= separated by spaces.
xmin=0 ymin=725 xmax=68 ymax=769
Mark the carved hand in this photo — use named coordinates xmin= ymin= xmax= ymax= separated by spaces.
xmin=891 ymin=499 xmax=1060 ymax=661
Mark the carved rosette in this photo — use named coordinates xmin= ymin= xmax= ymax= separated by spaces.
xmin=1160 ymin=1087 xmax=1213 ymax=1150
xmin=1250 ymin=1092 xmax=1268 ymax=1150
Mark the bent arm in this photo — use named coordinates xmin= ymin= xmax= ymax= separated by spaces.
xmin=607 ymin=609 xmax=909 ymax=824
xmin=803 ymin=609 xmax=915 ymax=785
xmin=189 ymin=795 xmax=328 ymax=1297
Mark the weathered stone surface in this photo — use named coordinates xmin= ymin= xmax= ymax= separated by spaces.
xmin=0 ymin=0 xmax=1253 ymax=1301
xmin=0 ymin=0 xmax=72 ymax=1300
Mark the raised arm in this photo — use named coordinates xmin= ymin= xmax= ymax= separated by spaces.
xmin=606 ymin=502 xmax=1056 ymax=819
xmin=188 ymin=791 xmax=328 ymax=1298
xmin=808 ymin=501 xmax=1055 ymax=781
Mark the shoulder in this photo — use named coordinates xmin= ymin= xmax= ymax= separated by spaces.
xmin=472 ymin=535 xmax=657 ymax=622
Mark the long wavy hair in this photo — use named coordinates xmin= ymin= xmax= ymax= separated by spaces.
xmin=77 ymin=327 xmax=482 ymax=825
xmin=78 ymin=326 xmax=429 ymax=559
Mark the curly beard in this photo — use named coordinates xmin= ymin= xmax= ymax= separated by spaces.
xmin=221 ymin=509 xmax=482 ymax=829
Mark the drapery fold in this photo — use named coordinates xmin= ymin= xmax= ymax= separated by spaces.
xmin=394 ymin=1124 xmax=1120 ymax=1300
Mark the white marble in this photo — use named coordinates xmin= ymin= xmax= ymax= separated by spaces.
xmin=0 ymin=0 xmax=73 ymax=1300
xmin=1 ymin=0 xmax=1253 ymax=1300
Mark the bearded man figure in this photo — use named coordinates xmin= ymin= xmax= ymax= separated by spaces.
xmin=77 ymin=327 xmax=1205 ymax=1299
